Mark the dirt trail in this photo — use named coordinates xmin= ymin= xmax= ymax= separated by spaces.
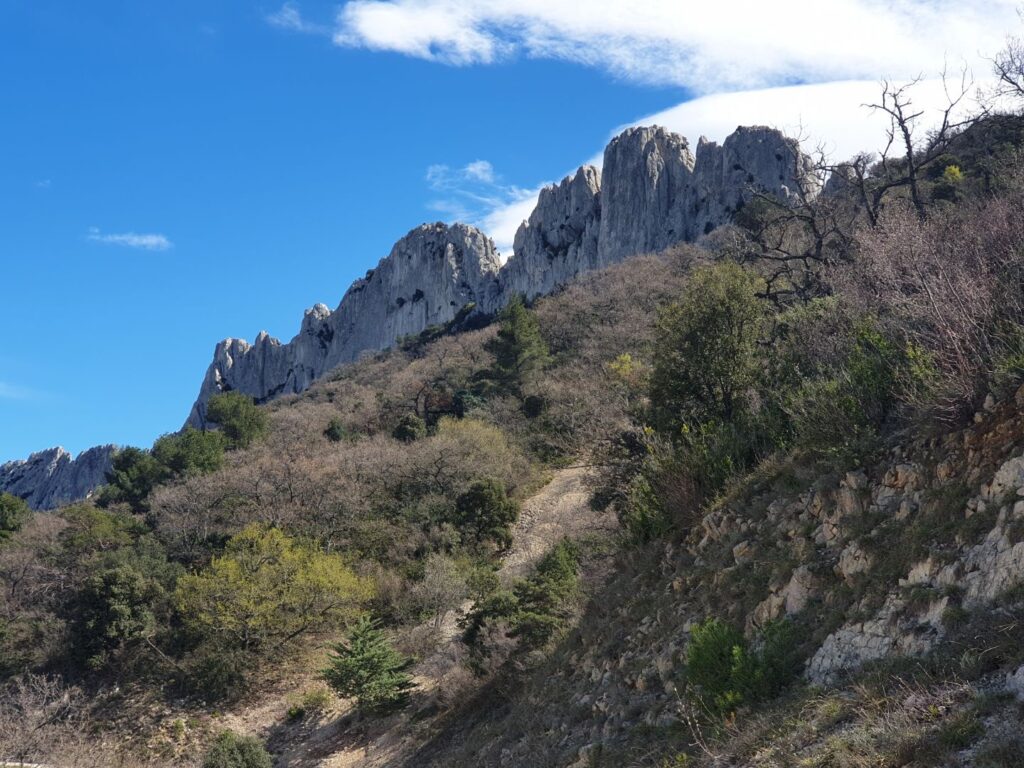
xmin=220 ymin=465 xmax=615 ymax=768
xmin=500 ymin=466 xmax=612 ymax=581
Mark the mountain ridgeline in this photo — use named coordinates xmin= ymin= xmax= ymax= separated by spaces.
xmin=186 ymin=124 xmax=811 ymax=427
xmin=0 ymin=124 xmax=809 ymax=510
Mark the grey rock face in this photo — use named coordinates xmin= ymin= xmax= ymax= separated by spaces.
xmin=187 ymin=222 xmax=502 ymax=427
xmin=688 ymin=126 xmax=816 ymax=239
xmin=0 ymin=445 xmax=115 ymax=510
xmin=501 ymin=165 xmax=602 ymax=300
xmin=187 ymin=124 xmax=815 ymax=425
xmin=598 ymin=126 xmax=696 ymax=265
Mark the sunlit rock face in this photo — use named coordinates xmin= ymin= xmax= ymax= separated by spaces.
xmin=0 ymin=445 xmax=115 ymax=510
xmin=186 ymin=124 xmax=815 ymax=426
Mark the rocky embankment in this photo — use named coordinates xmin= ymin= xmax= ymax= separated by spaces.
xmin=406 ymin=386 xmax=1024 ymax=766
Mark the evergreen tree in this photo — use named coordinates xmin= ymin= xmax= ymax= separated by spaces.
xmin=484 ymin=294 xmax=550 ymax=393
xmin=321 ymin=615 xmax=416 ymax=713
xmin=0 ymin=492 xmax=29 ymax=541
xmin=454 ymin=479 xmax=519 ymax=549
xmin=206 ymin=392 xmax=269 ymax=449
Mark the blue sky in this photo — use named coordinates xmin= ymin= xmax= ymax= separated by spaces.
xmin=1 ymin=1 xmax=1019 ymax=463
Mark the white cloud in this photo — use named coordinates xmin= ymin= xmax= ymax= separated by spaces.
xmin=332 ymin=0 xmax=1020 ymax=92
xmin=463 ymin=159 xmax=495 ymax=184
xmin=267 ymin=2 xmax=329 ymax=35
xmin=87 ymin=227 xmax=173 ymax=251
xmin=423 ymin=160 xmax=545 ymax=254
xmin=475 ymin=77 xmax=992 ymax=251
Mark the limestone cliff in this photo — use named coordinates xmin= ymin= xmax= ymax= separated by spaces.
xmin=187 ymin=222 xmax=502 ymax=426
xmin=187 ymin=124 xmax=814 ymax=425
xmin=0 ymin=445 xmax=115 ymax=510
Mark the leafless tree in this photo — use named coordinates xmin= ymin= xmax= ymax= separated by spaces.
xmin=990 ymin=10 xmax=1024 ymax=107
xmin=861 ymin=68 xmax=977 ymax=220
xmin=734 ymin=132 xmax=859 ymax=306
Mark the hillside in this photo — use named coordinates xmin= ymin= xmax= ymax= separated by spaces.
xmin=4 ymin=83 xmax=1024 ymax=768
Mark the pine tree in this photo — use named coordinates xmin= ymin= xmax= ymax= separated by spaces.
xmin=484 ymin=294 xmax=550 ymax=394
xmin=321 ymin=615 xmax=417 ymax=713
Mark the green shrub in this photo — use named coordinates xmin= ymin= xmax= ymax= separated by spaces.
xmin=321 ymin=615 xmax=417 ymax=713
xmin=71 ymin=565 xmax=156 ymax=668
xmin=510 ymin=540 xmax=580 ymax=650
xmin=391 ymin=413 xmax=427 ymax=442
xmin=98 ymin=447 xmax=167 ymax=511
xmin=206 ymin=392 xmax=269 ymax=449
xmin=152 ymin=427 xmax=226 ymax=476
xmin=175 ymin=525 xmax=372 ymax=653
xmin=484 ymin=294 xmax=550 ymax=394
xmin=324 ymin=417 xmax=351 ymax=443
xmin=185 ymin=646 xmax=249 ymax=701
xmin=201 ymin=730 xmax=272 ymax=768
xmin=0 ymin=492 xmax=29 ymax=541
xmin=286 ymin=687 xmax=332 ymax=721
xmin=454 ymin=479 xmax=519 ymax=549
xmin=685 ymin=618 xmax=799 ymax=716
xmin=649 ymin=262 xmax=767 ymax=434
xmin=462 ymin=539 xmax=580 ymax=664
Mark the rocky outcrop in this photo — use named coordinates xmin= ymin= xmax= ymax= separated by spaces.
xmin=187 ymin=222 xmax=502 ymax=426
xmin=499 ymin=165 xmax=602 ymax=300
xmin=0 ymin=445 xmax=115 ymax=510
xmin=596 ymin=126 xmax=696 ymax=264
xmin=187 ymin=124 xmax=815 ymax=425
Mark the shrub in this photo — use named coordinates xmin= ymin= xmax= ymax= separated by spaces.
xmin=685 ymin=618 xmax=799 ymax=716
xmin=321 ymin=615 xmax=416 ymax=713
xmin=71 ymin=565 xmax=156 ymax=669
xmin=324 ymin=417 xmax=351 ymax=443
xmin=201 ymin=730 xmax=272 ymax=768
xmin=484 ymin=294 xmax=550 ymax=394
xmin=206 ymin=392 xmax=269 ymax=449
xmin=510 ymin=540 xmax=580 ymax=651
xmin=98 ymin=447 xmax=167 ymax=511
xmin=392 ymin=413 xmax=427 ymax=442
xmin=649 ymin=262 xmax=767 ymax=434
xmin=175 ymin=525 xmax=372 ymax=652
xmin=152 ymin=427 xmax=226 ymax=477
xmin=462 ymin=539 xmax=580 ymax=663
xmin=454 ymin=479 xmax=519 ymax=549
xmin=0 ymin=493 xmax=29 ymax=541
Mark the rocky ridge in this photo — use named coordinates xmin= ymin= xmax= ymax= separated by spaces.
xmin=0 ymin=445 xmax=115 ymax=511
xmin=187 ymin=124 xmax=810 ymax=426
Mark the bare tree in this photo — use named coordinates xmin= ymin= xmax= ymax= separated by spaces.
xmin=990 ymin=11 xmax=1024 ymax=106
xmin=735 ymin=133 xmax=859 ymax=306
xmin=861 ymin=69 xmax=976 ymax=220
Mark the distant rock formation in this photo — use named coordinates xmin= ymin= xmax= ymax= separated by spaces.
xmin=187 ymin=222 xmax=502 ymax=426
xmin=0 ymin=445 xmax=115 ymax=510
xmin=186 ymin=124 xmax=813 ymax=426
xmin=500 ymin=165 xmax=602 ymax=301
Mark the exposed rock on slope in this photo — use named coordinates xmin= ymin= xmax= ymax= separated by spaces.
xmin=187 ymin=223 xmax=503 ymax=426
xmin=189 ymin=124 xmax=812 ymax=425
xmin=0 ymin=445 xmax=115 ymax=510
xmin=500 ymin=165 xmax=603 ymax=301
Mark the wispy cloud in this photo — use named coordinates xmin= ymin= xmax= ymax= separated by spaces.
xmin=34 ymin=179 xmax=51 ymax=189
xmin=424 ymin=160 xmax=542 ymax=254
xmin=474 ymin=77 xmax=992 ymax=253
xmin=0 ymin=381 xmax=39 ymax=401
xmin=87 ymin=227 xmax=173 ymax=252
xmin=266 ymin=2 xmax=330 ymax=35
xmin=329 ymin=0 xmax=1019 ymax=92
